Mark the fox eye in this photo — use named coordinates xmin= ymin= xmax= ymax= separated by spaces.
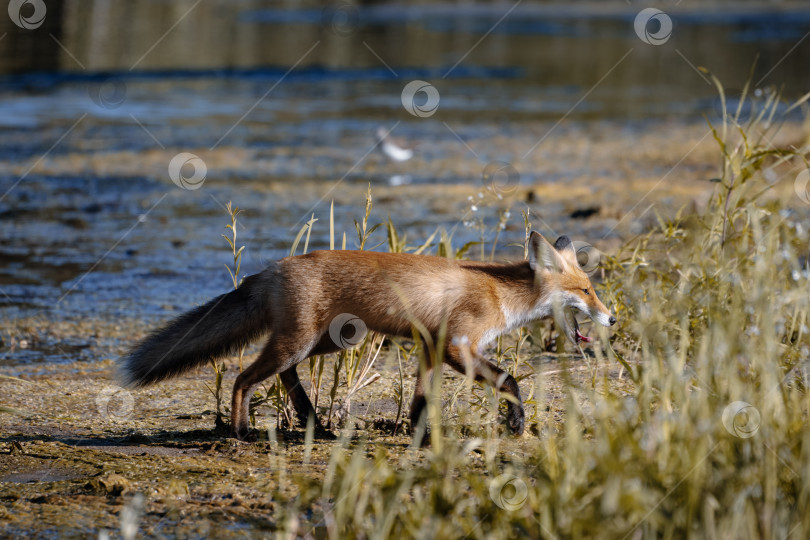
xmin=582 ymin=288 xmax=590 ymax=295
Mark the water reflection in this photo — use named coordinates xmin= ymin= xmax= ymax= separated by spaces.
xmin=1 ymin=1 xmax=809 ymax=117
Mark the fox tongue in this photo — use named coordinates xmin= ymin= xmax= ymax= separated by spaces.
xmin=569 ymin=313 xmax=592 ymax=343
xmin=576 ymin=328 xmax=592 ymax=343
xmin=564 ymin=310 xmax=592 ymax=344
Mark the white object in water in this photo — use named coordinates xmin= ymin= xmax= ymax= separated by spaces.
xmin=377 ymin=127 xmax=415 ymax=162
xmin=388 ymin=174 xmax=412 ymax=186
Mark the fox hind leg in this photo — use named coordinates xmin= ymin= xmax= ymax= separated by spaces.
xmin=278 ymin=367 xmax=316 ymax=426
xmin=278 ymin=366 xmax=336 ymax=439
xmin=231 ymin=335 xmax=310 ymax=441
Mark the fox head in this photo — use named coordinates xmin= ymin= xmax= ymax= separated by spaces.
xmin=528 ymin=231 xmax=616 ymax=343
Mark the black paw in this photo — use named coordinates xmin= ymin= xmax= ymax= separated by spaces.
xmin=408 ymin=418 xmax=431 ymax=448
xmin=412 ymin=430 xmax=431 ymax=448
xmin=314 ymin=426 xmax=337 ymax=440
xmin=232 ymin=427 xmax=258 ymax=442
xmin=507 ymin=407 xmax=525 ymax=436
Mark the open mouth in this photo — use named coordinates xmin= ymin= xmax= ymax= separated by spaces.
xmin=573 ymin=318 xmax=592 ymax=343
xmin=564 ymin=310 xmax=592 ymax=344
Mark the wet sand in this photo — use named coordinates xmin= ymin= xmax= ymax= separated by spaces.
xmin=2 ymin=335 xmax=640 ymax=537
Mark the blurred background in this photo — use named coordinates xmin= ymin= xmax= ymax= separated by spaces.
xmin=1 ymin=0 xmax=809 ymax=364
xmin=3 ymin=2 xmax=809 ymax=113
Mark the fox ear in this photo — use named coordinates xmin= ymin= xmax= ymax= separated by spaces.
xmin=553 ymin=235 xmax=579 ymax=267
xmin=553 ymin=235 xmax=572 ymax=251
xmin=528 ymin=231 xmax=566 ymax=273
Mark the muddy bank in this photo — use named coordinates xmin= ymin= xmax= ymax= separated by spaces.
xmin=1 ymin=339 xmax=635 ymax=538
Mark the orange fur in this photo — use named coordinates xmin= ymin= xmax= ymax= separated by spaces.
xmin=120 ymin=231 xmax=615 ymax=443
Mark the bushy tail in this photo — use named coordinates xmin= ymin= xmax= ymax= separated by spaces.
xmin=118 ymin=273 xmax=270 ymax=387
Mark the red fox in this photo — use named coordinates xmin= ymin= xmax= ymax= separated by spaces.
xmin=119 ymin=232 xmax=615 ymax=441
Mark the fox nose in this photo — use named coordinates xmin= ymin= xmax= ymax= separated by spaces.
xmin=609 ymin=316 xmax=616 ymax=326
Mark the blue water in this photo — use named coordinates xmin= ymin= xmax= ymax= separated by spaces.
xmin=1 ymin=3 xmax=809 ymax=366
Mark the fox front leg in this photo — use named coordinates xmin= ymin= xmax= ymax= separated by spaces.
xmin=408 ymin=348 xmax=434 ymax=447
xmin=444 ymin=344 xmax=525 ymax=436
